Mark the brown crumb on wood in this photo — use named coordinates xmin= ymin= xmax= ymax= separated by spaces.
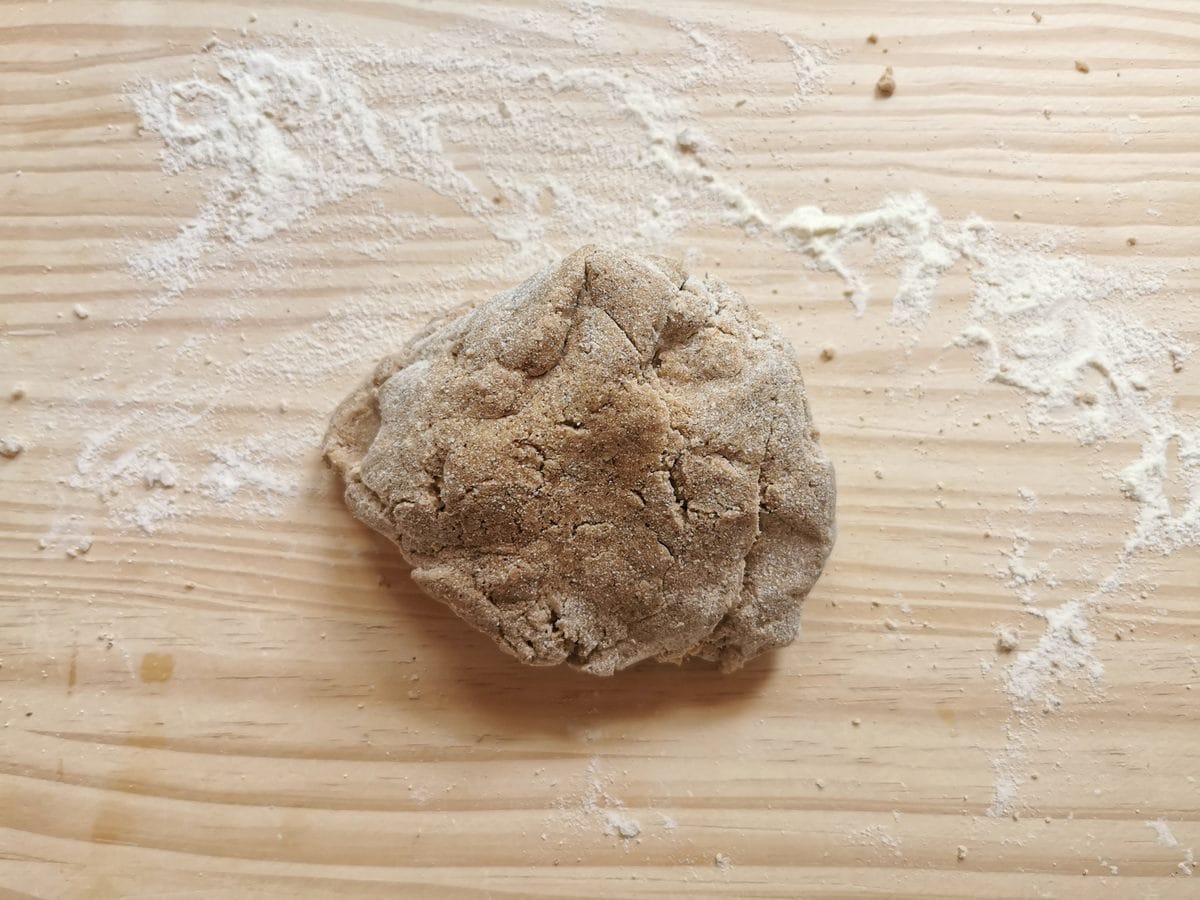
xmin=1074 ymin=59 xmax=1090 ymax=74
xmin=957 ymin=845 xmax=969 ymax=861
xmin=1032 ymin=11 xmax=1043 ymax=23
xmin=1126 ymin=236 xmax=1137 ymax=246
xmin=875 ymin=66 xmax=896 ymax=97
xmin=867 ymin=33 xmax=878 ymax=44
xmin=819 ymin=346 xmax=836 ymax=362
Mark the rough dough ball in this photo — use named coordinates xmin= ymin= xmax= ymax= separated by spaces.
xmin=324 ymin=246 xmax=836 ymax=675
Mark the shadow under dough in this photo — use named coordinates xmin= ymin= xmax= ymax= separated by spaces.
xmin=359 ymin=528 xmax=778 ymax=735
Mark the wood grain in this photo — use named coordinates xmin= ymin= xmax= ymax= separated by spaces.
xmin=2 ymin=1 xmax=1199 ymax=897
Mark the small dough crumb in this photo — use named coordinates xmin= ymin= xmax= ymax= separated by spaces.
xmin=996 ymin=626 xmax=1021 ymax=653
xmin=9 ymin=384 xmax=26 ymax=401
xmin=820 ymin=346 xmax=836 ymax=362
xmin=1074 ymin=59 xmax=1090 ymax=74
xmin=714 ymin=853 xmax=733 ymax=869
xmin=675 ymin=127 xmax=705 ymax=155
xmin=875 ymin=66 xmax=896 ymax=97
xmin=72 ymin=303 xmax=90 ymax=319
xmin=142 ymin=456 xmax=178 ymax=488
xmin=867 ymin=33 xmax=879 ymax=44
xmin=604 ymin=811 xmax=641 ymax=839
xmin=66 ymin=537 xmax=92 ymax=558
xmin=957 ymin=844 xmax=968 ymax=861
xmin=1032 ymin=11 xmax=1042 ymax=23
xmin=0 ymin=437 xmax=24 ymax=459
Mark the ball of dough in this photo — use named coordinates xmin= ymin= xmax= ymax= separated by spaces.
xmin=324 ymin=246 xmax=836 ymax=675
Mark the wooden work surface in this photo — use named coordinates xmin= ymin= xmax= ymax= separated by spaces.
xmin=3 ymin=2 xmax=1199 ymax=897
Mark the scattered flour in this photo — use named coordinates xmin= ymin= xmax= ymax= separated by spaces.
xmin=112 ymin=449 xmax=178 ymax=489
xmin=780 ymin=34 xmax=835 ymax=106
xmin=1121 ymin=427 xmax=1200 ymax=555
xmin=546 ymin=756 xmax=649 ymax=844
xmin=38 ymin=515 xmax=94 ymax=558
xmin=846 ymin=823 xmax=904 ymax=860
xmin=1003 ymin=599 xmax=1103 ymax=709
xmin=727 ymin=188 xmax=1191 ymax=818
xmin=128 ymin=43 xmax=470 ymax=297
xmin=987 ymin=724 xmax=1027 ymax=819
xmin=998 ymin=530 xmax=1052 ymax=606
xmin=125 ymin=27 xmax=759 ymax=302
xmin=1146 ymin=819 xmax=1196 ymax=875
xmin=200 ymin=443 xmax=299 ymax=508
xmin=28 ymin=4 xmax=1196 ymax=845
xmin=1149 ymin=818 xmax=1180 ymax=848
xmin=119 ymin=493 xmax=178 ymax=535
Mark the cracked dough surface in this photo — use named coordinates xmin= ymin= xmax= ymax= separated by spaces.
xmin=323 ymin=246 xmax=836 ymax=675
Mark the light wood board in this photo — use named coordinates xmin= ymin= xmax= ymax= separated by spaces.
xmin=2 ymin=1 xmax=1200 ymax=897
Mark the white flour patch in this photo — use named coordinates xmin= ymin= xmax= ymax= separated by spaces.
xmin=110 ymin=449 xmax=179 ymax=490
xmin=1121 ymin=426 xmax=1200 ymax=555
xmin=1146 ymin=819 xmax=1196 ymax=876
xmin=1149 ymin=818 xmax=1180 ymax=848
xmin=128 ymin=43 xmax=471 ymax=298
xmin=998 ymin=530 xmax=1052 ymax=606
xmin=1003 ymin=599 xmax=1104 ymax=709
xmin=118 ymin=493 xmax=178 ymax=535
xmin=199 ymin=441 xmax=300 ymax=513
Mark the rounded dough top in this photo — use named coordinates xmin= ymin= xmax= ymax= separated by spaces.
xmin=324 ymin=246 xmax=836 ymax=675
